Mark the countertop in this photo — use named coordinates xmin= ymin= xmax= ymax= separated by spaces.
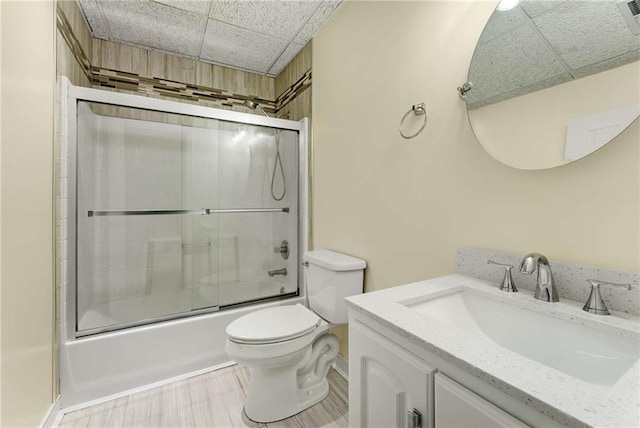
xmin=345 ymin=274 xmax=640 ymax=428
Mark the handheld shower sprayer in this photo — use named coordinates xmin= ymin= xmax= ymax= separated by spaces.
xmin=242 ymin=100 xmax=286 ymax=201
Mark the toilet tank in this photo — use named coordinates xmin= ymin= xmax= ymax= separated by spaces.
xmin=303 ymin=250 xmax=366 ymax=324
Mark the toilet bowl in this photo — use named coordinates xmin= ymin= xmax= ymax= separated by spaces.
xmin=225 ymin=250 xmax=366 ymax=423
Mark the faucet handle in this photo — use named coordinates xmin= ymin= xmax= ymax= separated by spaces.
xmin=487 ymin=260 xmax=518 ymax=292
xmin=588 ymin=279 xmax=632 ymax=291
xmin=583 ymin=279 xmax=631 ymax=316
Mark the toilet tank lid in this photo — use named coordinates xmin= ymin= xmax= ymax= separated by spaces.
xmin=304 ymin=250 xmax=366 ymax=271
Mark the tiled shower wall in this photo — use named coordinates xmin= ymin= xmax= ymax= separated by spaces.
xmin=275 ymin=42 xmax=313 ymax=122
xmin=56 ymin=1 xmax=312 ymax=117
xmin=90 ymin=39 xmax=277 ymax=112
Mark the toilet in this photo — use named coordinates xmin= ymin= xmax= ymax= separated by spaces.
xmin=225 ymin=249 xmax=366 ymax=423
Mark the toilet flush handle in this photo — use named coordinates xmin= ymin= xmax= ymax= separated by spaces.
xmin=408 ymin=409 xmax=422 ymax=428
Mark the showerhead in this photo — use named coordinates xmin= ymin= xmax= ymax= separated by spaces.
xmin=241 ymin=99 xmax=286 ymax=201
xmin=243 ymin=99 xmax=269 ymax=118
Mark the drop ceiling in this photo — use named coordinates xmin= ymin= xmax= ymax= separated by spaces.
xmin=78 ymin=0 xmax=342 ymax=77
xmin=466 ymin=0 xmax=640 ymax=109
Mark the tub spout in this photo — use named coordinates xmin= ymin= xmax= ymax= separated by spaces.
xmin=268 ymin=268 xmax=287 ymax=277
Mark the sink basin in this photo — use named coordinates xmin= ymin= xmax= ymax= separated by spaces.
xmin=403 ymin=290 xmax=640 ymax=385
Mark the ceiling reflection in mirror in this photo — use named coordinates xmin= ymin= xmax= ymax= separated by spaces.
xmin=466 ymin=0 xmax=640 ymax=170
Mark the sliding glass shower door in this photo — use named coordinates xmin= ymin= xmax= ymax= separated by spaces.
xmin=76 ymin=101 xmax=299 ymax=336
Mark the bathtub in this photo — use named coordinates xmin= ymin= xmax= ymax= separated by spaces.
xmin=60 ymin=295 xmax=304 ymax=407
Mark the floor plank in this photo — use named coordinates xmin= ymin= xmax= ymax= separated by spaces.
xmin=268 ymin=369 xmax=349 ymax=428
xmin=58 ymin=365 xmax=348 ymax=428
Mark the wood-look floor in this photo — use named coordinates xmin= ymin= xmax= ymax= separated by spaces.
xmin=58 ymin=365 xmax=348 ymax=428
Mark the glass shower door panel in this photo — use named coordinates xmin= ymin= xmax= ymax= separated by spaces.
xmin=215 ymin=213 xmax=297 ymax=306
xmin=182 ymin=124 xmax=219 ymax=311
xmin=76 ymin=102 xmax=218 ymax=334
xmin=215 ymin=123 xmax=299 ymax=306
xmin=76 ymin=101 xmax=300 ymax=334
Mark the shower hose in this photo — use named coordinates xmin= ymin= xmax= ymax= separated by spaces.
xmin=271 ymin=133 xmax=286 ymax=201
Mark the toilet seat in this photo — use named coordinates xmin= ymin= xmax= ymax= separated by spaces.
xmin=227 ymin=304 xmax=320 ymax=344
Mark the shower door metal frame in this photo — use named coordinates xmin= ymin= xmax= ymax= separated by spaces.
xmin=63 ymin=78 xmax=309 ymax=340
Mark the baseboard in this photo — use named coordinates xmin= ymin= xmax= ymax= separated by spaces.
xmin=332 ymin=354 xmax=348 ymax=381
xmin=40 ymin=395 xmax=62 ymax=428
xmin=58 ymin=361 xmax=236 ymax=416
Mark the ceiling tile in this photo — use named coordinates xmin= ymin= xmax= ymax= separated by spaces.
xmin=467 ymin=73 xmax=573 ymax=109
xmin=469 ymin=24 xmax=568 ymax=102
xmin=209 ymin=0 xmax=321 ymax=40
xmin=151 ymin=0 xmax=211 ymax=15
xmin=100 ymin=0 xmax=207 ymax=56
xmin=78 ymin=0 xmax=110 ymax=39
xmin=81 ymin=0 xmax=339 ymax=77
xmin=477 ymin=5 xmax=529 ymax=45
xmin=268 ymin=43 xmax=304 ymax=75
xmin=200 ymin=19 xmax=289 ymax=74
xmin=293 ymin=0 xmax=341 ymax=45
xmin=533 ymin=1 xmax=640 ymax=69
xmin=571 ymin=49 xmax=640 ymax=79
xmin=519 ymin=0 xmax=566 ymax=18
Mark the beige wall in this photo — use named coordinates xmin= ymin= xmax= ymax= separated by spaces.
xmin=470 ymin=61 xmax=640 ymax=169
xmin=312 ymin=0 xmax=640 ymax=356
xmin=1 ymin=0 xmax=56 ymax=426
xmin=0 ymin=1 xmax=3 ymax=422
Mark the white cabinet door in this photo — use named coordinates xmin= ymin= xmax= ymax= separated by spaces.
xmin=435 ymin=373 xmax=529 ymax=428
xmin=350 ymin=321 xmax=436 ymax=428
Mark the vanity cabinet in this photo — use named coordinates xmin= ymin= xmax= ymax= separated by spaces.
xmin=350 ymin=320 xmax=436 ymax=428
xmin=435 ymin=373 xmax=528 ymax=428
xmin=349 ymin=313 xmax=556 ymax=428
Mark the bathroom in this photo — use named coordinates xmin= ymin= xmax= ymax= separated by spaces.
xmin=1 ymin=0 xmax=638 ymax=427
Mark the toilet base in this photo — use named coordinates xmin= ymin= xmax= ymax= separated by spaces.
xmin=244 ymin=376 xmax=330 ymax=423
xmin=241 ymin=333 xmax=339 ymax=423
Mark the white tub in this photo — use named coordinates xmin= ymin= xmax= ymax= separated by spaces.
xmin=60 ymin=296 xmax=303 ymax=407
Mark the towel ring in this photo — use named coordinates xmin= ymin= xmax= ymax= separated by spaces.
xmin=399 ymin=103 xmax=428 ymax=139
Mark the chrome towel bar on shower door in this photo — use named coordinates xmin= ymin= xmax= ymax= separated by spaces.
xmin=87 ymin=207 xmax=290 ymax=217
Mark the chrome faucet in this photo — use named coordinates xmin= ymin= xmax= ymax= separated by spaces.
xmin=518 ymin=253 xmax=559 ymax=302
xmin=268 ymin=268 xmax=287 ymax=277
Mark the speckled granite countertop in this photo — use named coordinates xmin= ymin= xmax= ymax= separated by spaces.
xmin=345 ymin=274 xmax=640 ymax=428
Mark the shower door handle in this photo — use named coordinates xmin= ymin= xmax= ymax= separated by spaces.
xmin=88 ymin=207 xmax=290 ymax=217
xmin=88 ymin=209 xmax=207 ymax=217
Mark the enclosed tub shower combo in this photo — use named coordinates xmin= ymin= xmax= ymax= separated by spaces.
xmin=59 ymin=78 xmax=309 ymax=406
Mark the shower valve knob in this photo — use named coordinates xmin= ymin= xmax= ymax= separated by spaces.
xmin=274 ymin=240 xmax=289 ymax=260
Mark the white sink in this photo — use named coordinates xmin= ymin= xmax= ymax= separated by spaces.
xmin=403 ymin=290 xmax=640 ymax=385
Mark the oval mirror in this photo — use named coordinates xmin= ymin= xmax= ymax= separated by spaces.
xmin=465 ymin=0 xmax=640 ymax=170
